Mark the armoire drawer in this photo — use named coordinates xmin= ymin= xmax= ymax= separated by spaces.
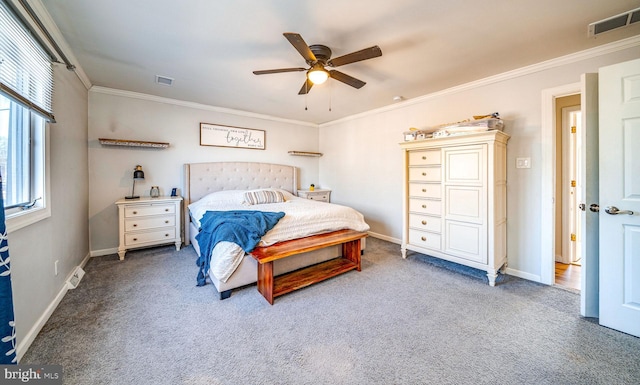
xmin=408 ymin=214 xmax=441 ymax=233
xmin=409 ymin=198 xmax=442 ymax=216
xmin=409 ymin=167 xmax=441 ymax=182
xmin=409 ymin=150 xmax=441 ymax=166
xmin=408 ymin=229 xmax=441 ymax=250
xmin=409 ymin=183 xmax=442 ymax=199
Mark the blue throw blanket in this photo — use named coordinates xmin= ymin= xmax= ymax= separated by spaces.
xmin=195 ymin=210 xmax=285 ymax=286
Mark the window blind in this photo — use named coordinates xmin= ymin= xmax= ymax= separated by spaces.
xmin=0 ymin=1 xmax=54 ymax=122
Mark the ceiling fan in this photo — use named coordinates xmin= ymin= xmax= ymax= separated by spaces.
xmin=253 ymin=32 xmax=382 ymax=95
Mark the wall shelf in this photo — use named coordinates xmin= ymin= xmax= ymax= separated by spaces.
xmin=99 ymin=138 xmax=169 ymax=149
xmin=288 ymin=151 xmax=323 ymax=157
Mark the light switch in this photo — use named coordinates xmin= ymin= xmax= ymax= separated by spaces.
xmin=516 ymin=157 xmax=531 ymax=169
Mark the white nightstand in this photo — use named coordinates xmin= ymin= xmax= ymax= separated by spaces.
xmin=297 ymin=189 xmax=331 ymax=203
xmin=115 ymin=196 xmax=183 ymax=260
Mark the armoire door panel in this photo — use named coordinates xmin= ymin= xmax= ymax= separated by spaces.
xmin=445 ymin=145 xmax=485 ymax=185
xmin=445 ymin=221 xmax=486 ymax=263
xmin=445 ymin=186 xmax=484 ymax=223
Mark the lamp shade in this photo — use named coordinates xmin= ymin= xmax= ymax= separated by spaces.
xmin=307 ymin=65 xmax=329 ymax=85
xmin=133 ymin=165 xmax=144 ymax=180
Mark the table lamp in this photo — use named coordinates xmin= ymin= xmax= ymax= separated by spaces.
xmin=125 ymin=165 xmax=145 ymax=199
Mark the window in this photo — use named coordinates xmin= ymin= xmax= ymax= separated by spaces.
xmin=0 ymin=93 xmax=45 ymax=206
xmin=0 ymin=1 xmax=53 ymax=232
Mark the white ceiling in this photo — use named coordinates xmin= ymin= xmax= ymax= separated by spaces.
xmin=40 ymin=0 xmax=640 ymax=124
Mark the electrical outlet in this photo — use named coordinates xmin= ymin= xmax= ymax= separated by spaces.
xmin=54 ymin=260 xmax=59 ymax=276
xmin=516 ymin=157 xmax=531 ymax=169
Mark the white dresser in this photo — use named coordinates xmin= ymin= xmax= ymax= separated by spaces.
xmin=400 ymin=130 xmax=509 ymax=285
xmin=115 ymin=196 xmax=183 ymax=260
xmin=297 ymin=189 xmax=331 ymax=203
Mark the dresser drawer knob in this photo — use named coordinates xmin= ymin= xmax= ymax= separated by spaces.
xmin=422 ymin=204 xmax=427 ymax=209
xmin=421 ymin=220 xmax=427 ymax=225
xmin=165 ymin=220 xmax=169 ymax=224
xmin=133 ymin=224 xmax=137 ymax=227
xmin=132 ymin=211 xmax=137 ymax=215
xmin=165 ymin=234 xmax=170 ymax=237
xmin=422 ymin=188 xmax=427 ymax=192
xmin=165 ymin=208 xmax=169 ymax=212
xmin=133 ymin=238 xmax=138 ymax=241
xmin=421 ymin=236 xmax=427 ymax=242
xmin=422 ymin=156 xmax=426 ymax=160
xmin=422 ymin=172 xmax=426 ymax=176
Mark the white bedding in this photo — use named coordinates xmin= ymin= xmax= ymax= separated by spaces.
xmin=188 ymin=189 xmax=370 ymax=282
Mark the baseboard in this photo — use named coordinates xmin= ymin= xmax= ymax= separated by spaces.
xmin=90 ymin=247 xmax=118 ymax=257
xmin=16 ymin=252 xmax=91 ymax=362
xmin=367 ymin=232 xmax=401 ymax=245
xmin=504 ymin=267 xmax=541 ymax=283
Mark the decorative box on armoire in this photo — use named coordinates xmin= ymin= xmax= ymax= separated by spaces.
xmin=400 ymin=130 xmax=510 ymax=286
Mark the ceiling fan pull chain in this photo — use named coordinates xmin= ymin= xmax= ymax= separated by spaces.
xmin=305 ymin=83 xmax=308 ymax=110
xmin=329 ymin=81 xmax=332 ymax=112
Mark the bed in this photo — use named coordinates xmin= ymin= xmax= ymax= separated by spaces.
xmin=184 ymin=162 xmax=370 ymax=299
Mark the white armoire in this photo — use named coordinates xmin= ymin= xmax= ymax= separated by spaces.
xmin=400 ymin=130 xmax=510 ymax=286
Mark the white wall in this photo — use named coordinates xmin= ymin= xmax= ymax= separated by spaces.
xmin=88 ymin=89 xmax=320 ymax=253
xmin=9 ymin=64 xmax=89 ymax=358
xmin=318 ymin=44 xmax=640 ymax=281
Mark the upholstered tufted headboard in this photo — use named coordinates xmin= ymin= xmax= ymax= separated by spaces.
xmin=183 ymin=162 xmax=298 ymax=244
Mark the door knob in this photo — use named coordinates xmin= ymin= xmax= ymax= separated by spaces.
xmin=578 ymin=203 xmax=586 ymax=211
xmin=605 ymin=206 xmax=634 ymax=215
xmin=589 ymin=204 xmax=599 ymax=213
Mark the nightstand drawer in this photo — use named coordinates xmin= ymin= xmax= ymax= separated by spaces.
xmin=297 ymin=189 xmax=331 ymax=203
xmin=125 ymin=204 xmax=175 ymax=217
xmin=125 ymin=216 xmax=175 ymax=231
xmin=306 ymin=193 xmax=329 ymax=201
xmin=125 ymin=228 xmax=176 ymax=246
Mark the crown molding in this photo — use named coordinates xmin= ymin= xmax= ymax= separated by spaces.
xmin=89 ymin=86 xmax=318 ymax=128
xmin=320 ymin=34 xmax=640 ymax=128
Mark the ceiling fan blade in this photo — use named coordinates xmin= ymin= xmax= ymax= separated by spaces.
xmin=283 ymin=32 xmax=317 ymax=63
xmin=298 ymin=78 xmax=314 ymax=95
xmin=253 ymin=68 xmax=306 ymax=75
xmin=329 ymin=70 xmax=366 ymax=89
xmin=327 ymin=46 xmax=382 ymax=67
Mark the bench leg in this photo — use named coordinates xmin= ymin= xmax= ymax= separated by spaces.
xmin=343 ymin=239 xmax=362 ymax=272
xmin=257 ymin=261 xmax=275 ymax=305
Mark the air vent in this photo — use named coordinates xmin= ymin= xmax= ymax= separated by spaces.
xmin=155 ymin=75 xmax=174 ymax=86
xmin=589 ymin=7 xmax=640 ymax=37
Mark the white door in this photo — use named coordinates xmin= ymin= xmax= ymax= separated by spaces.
xmin=579 ymin=73 xmax=599 ymax=318
xmin=598 ymin=58 xmax=640 ymax=337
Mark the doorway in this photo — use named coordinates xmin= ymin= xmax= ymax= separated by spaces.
xmin=554 ymin=95 xmax=581 ymax=291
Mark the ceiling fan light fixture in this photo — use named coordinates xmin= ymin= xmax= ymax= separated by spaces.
xmin=307 ymin=65 xmax=329 ymax=84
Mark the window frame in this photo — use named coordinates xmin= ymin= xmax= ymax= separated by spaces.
xmin=4 ymin=109 xmax=50 ymax=234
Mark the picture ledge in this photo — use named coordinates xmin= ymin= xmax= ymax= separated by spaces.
xmin=288 ymin=151 xmax=323 ymax=157
xmin=99 ymin=138 xmax=170 ymax=149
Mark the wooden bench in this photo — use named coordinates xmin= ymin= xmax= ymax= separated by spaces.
xmin=250 ymin=229 xmax=368 ymax=304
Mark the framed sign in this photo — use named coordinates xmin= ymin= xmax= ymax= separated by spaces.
xmin=200 ymin=123 xmax=265 ymax=150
